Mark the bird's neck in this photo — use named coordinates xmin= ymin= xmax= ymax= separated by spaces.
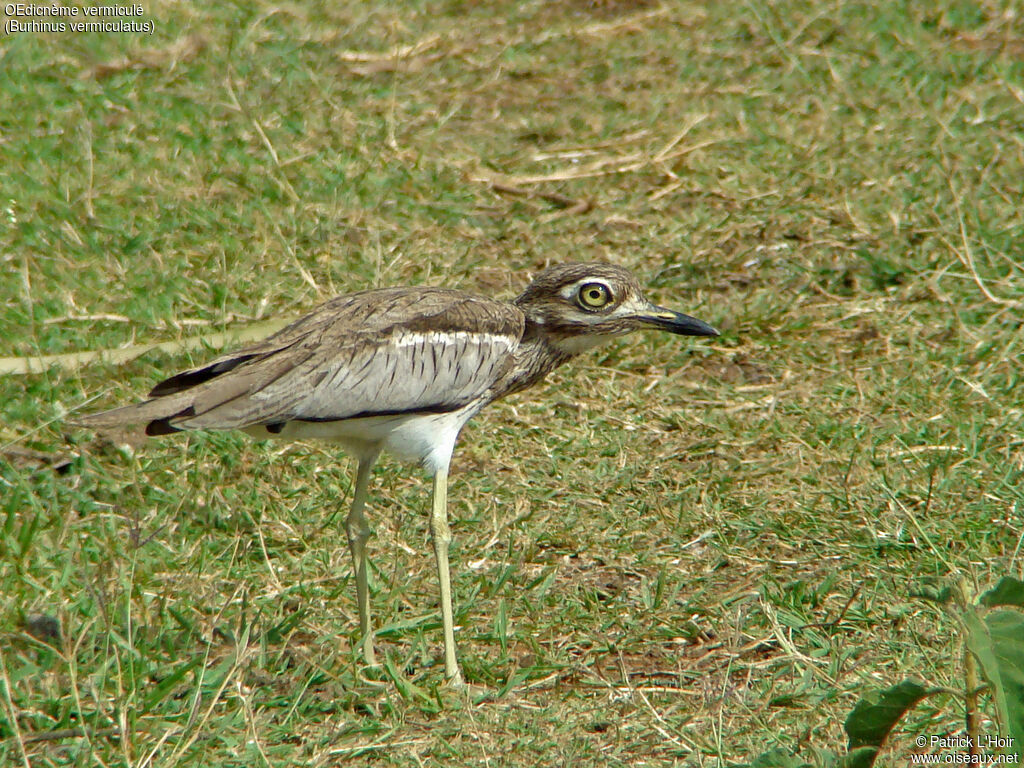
xmin=497 ymin=321 xmax=583 ymax=399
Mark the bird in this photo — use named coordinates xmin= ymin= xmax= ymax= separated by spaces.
xmin=73 ymin=262 xmax=718 ymax=686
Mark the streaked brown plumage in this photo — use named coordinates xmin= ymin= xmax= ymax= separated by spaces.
xmin=74 ymin=262 xmax=717 ymax=685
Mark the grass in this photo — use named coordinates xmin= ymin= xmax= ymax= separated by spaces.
xmin=2 ymin=0 xmax=1023 ymax=764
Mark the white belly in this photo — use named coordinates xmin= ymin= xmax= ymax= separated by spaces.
xmin=242 ymin=404 xmax=479 ymax=474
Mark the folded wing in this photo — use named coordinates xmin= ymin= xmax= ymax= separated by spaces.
xmin=74 ymin=287 xmax=525 ymax=436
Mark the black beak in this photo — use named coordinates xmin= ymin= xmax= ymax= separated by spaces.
xmin=639 ymin=305 xmax=719 ymax=337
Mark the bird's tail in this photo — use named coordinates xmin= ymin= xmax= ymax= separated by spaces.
xmin=69 ymin=345 xmax=267 ymax=435
xmin=69 ymin=393 xmax=197 ymax=435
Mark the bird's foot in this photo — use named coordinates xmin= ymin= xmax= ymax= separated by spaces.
xmin=446 ymin=668 xmax=466 ymax=689
xmin=358 ymin=632 xmax=379 ymax=666
xmin=438 ymin=670 xmax=494 ymax=704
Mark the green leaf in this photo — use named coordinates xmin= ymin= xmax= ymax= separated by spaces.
xmin=837 ymin=747 xmax=881 ymax=768
xmin=979 ymin=578 xmax=1024 ymax=609
xmin=964 ymin=607 xmax=1024 ymax=752
xmin=845 ymin=680 xmax=930 ymax=749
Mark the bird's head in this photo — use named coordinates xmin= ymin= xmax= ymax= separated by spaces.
xmin=514 ymin=263 xmax=718 ymax=355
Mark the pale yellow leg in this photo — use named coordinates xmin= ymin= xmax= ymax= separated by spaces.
xmin=430 ymin=468 xmax=465 ymax=685
xmin=346 ymin=456 xmax=378 ymax=667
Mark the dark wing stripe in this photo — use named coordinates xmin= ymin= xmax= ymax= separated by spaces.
xmin=172 ymin=347 xmax=318 ymax=429
xmin=149 ymin=354 xmax=261 ymax=397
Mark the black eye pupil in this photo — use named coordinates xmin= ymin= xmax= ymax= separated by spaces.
xmin=581 ymin=284 xmax=607 ymax=306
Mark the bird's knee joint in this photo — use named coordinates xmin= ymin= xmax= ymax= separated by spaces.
xmin=430 ymin=518 xmax=452 ymax=545
xmin=346 ymin=519 xmax=372 ymax=546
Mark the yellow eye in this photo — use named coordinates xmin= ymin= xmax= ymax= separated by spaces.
xmin=578 ymin=282 xmax=612 ymax=309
